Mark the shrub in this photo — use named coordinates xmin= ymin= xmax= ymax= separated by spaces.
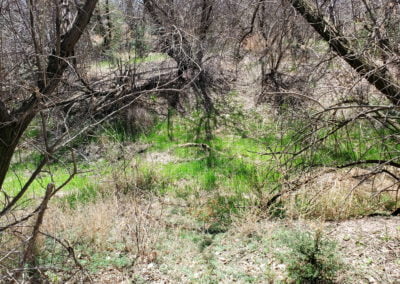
xmin=274 ymin=229 xmax=343 ymax=283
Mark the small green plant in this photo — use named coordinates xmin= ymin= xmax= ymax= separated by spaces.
xmin=274 ymin=229 xmax=342 ymax=283
xmin=203 ymin=171 xmax=217 ymax=190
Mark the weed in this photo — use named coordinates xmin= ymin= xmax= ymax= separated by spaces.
xmin=108 ymin=161 xmax=169 ymax=195
xmin=203 ymin=171 xmax=217 ymax=191
xmin=62 ymin=185 xmax=98 ymax=209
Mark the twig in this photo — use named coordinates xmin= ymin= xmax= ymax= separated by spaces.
xmin=338 ymin=159 xmax=400 ymax=169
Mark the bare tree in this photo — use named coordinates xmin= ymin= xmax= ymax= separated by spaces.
xmin=0 ymin=0 xmax=98 ymax=217
xmin=258 ymin=0 xmax=400 ymax=213
xmin=288 ymin=0 xmax=400 ymax=106
xmin=143 ymin=0 xmax=223 ymax=140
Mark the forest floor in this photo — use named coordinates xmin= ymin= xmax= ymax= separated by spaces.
xmin=6 ymin=99 xmax=400 ymax=283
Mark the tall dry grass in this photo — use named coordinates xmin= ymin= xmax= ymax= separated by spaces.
xmin=43 ymin=193 xmax=164 ymax=263
xmin=284 ymin=168 xmax=399 ymax=220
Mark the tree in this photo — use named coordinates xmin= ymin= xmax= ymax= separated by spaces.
xmin=288 ymin=0 xmax=400 ymax=106
xmin=261 ymin=0 xmax=400 ymax=213
xmin=143 ymin=0 xmax=219 ymax=140
xmin=0 ymin=0 xmax=98 ymax=215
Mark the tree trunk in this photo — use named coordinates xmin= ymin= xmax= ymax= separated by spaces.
xmin=0 ymin=137 xmax=18 ymax=189
xmin=288 ymin=0 xmax=400 ymax=106
xmin=0 ymin=118 xmax=34 ymax=190
xmin=196 ymin=0 xmax=214 ymax=140
xmin=103 ymin=0 xmax=112 ymax=50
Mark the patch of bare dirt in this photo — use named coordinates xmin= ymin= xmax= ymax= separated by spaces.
xmin=143 ymin=151 xmax=177 ymax=164
xmin=327 ymin=216 xmax=400 ymax=283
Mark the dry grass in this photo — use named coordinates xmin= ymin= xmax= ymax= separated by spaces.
xmin=43 ymin=193 xmax=163 ymax=262
xmin=2 ymin=175 xmax=399 ymax=282
xmin=2 ymin=141 xmax=399 ymax=282
xmin=285 ymin=168 xmax=400 ymax=220
xmin=0 ymin=181 xmax=166 ymax=281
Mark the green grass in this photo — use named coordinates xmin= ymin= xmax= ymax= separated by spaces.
xmin=141 ymin=120 xmax=277 ymax=195
xmin=5 ymin=107 xmax=398 ymax=221
xmin=304 ymin=122 xmax=399 ymax=167
xmin=4 ymin=108 xmax=398 ymax=282
xmin=39 ymin=244 xmax=132 ymax=276
xmin=2 ymin=159 xmax=115 ymax=207
xmin=104 ymin=112 xmax=398 ymax=200
xmin=131 ymin=53 xmax=168 ymax=64
xmin=4 ymin=166 xmax=90 ymax=195
xmin=259 ymin=117 xmax=400 ymax=169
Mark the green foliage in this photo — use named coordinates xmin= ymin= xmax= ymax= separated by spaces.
xmin=268 ymin=115 xmax=400 ymax=170
xmin=80 ymin=251 xmax=131 ymax=272
xmin=274 ymin=229 xmax=343 ymax=283
xmin=203 ymin=170 xmax=217 ymax=191
xmin=3 ymin=164 xmax=94 ymax=203
xmin=207 ymin=194 xmax=242 ymax=227
xmin=62 ymin=185 xmax=98 ymax=209
xmin=24 ymin=125 xmax=40 ymax=139
xmin=100 ymin=121 xmax=138 ymax=142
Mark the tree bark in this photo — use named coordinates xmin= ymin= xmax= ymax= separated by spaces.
xmin=288 ymin=0 xmax=400 ymax=106
xmin=103 ymin=0 xmax=112 ymax=50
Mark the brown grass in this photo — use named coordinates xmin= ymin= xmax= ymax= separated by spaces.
xmin=43 ymin=193 xmax=164 ymax=261
xmin=284 ymin=168 xmax=400 ymax=220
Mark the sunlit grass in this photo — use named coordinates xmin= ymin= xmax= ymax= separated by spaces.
xmin=4 ymin=166 xmax=91 ymax=196
xmin=5 ymin=110 xmax=398 ymax=217
xmin=89 ymin=52 xmax=168 ymax=74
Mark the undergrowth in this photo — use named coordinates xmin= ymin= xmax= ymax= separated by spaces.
xmin=3 ymin=107 xmax=399 ymax=282
xmin=273 ymin=228 xmax=343 ymax=283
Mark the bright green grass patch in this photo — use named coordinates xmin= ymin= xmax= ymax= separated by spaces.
xmin=2 ymin=160 xmax=115 ymax=207
xmin=301 ymin=122 xmax=400 ymax=167
xmin=139 ymin=120 xmax=199 ymax=150
xmin=158 ymin=148 xmax=276 ymax=194
xmin=133 ymin=118 xmax=283 ymax=196
xmin=263 ymin=117 xmax=400 ymax=168
xmin=3 ymin=167 xmax=92 ymax=196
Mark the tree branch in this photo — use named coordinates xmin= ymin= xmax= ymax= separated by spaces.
xmin=288 ymin=0 xmax=400 ymax=106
